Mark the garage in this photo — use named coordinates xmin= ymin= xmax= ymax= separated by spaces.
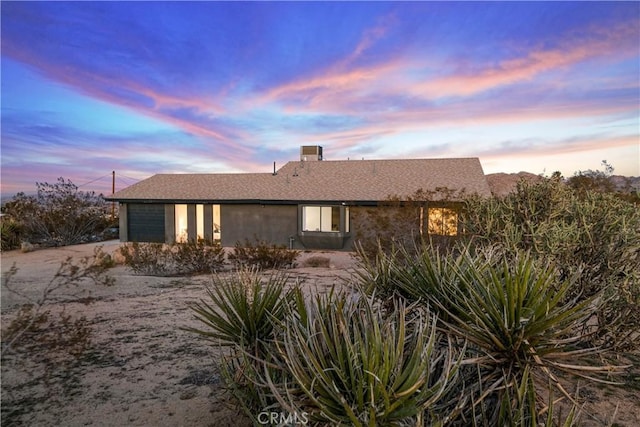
xmin=127 ymin=204 xmax=165 ymax=243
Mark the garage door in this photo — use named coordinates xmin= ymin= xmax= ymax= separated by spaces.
xmin=127 ymin=204 xmax=165 ymax=243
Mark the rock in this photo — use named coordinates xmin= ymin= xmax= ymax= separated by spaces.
xmin=20 ymin=241 xmax=34 ymax=253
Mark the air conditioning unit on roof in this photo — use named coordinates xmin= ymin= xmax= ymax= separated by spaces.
xmin=300 ymin=145 xmax=323 ymax=161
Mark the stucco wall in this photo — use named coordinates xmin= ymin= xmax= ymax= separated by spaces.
xmin=221 ymin=204 xmax=299 ymax=248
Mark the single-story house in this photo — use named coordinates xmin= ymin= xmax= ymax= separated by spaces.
xmin=105 ymin=146 xmax=491 ymax=249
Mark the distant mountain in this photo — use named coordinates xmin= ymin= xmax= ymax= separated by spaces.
xmin=485 ymin=172 xmax=543 ymax=197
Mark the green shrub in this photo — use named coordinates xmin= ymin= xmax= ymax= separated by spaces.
xmin=0 ymin=218 xmax=22 ymax=251
xmin=461 ymin=174 xmax=640 ymax=350
xmin=186 ymin=269 xmax=293 ymax=356
xmin=185 ymin=269 xmax=464 ymax=426
xmin=228 ymin=237 xmax=299 ymax=270
xmin=359 ymin=243 xmax=623 ymax=425
xmin=272 ymin=291 xmax=463 ymax=426
xmin=185 ymin=270 xmax=296 ymax=421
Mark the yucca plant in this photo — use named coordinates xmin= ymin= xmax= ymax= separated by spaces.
xmin=382 ymin=244 xmax=624 ymax=425
xmin=267 ymin=289 xmax=463 ymax=426
xmin=184 ymin=269 xmax=297 ymax=422
xmin=185 ymin=268 xmax=293 ymax=357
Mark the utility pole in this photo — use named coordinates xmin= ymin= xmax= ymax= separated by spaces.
xmin=111 ymin=171 xmax=116 ymax=221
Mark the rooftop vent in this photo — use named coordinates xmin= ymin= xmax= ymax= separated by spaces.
xmin=300 ymin=145 xmax=323 ymax=161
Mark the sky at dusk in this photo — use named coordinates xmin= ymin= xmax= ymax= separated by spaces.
xmin=1 ymin=1 xmax=639 ymax=198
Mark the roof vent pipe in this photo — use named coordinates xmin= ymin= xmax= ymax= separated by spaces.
xmin=273 ymin=161 xmax=277 ymax=176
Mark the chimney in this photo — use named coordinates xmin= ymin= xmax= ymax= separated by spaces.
xmin=300 ymin=145 xmax=323 ymax=161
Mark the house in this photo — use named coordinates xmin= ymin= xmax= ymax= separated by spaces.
xmin=105 ymin=146 xmax=491 ymax=249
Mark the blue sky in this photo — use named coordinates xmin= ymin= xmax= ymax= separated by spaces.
xmin=1 ymin=1 xmax=638 ymax=197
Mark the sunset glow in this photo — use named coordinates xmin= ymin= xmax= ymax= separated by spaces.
xmin=1 ymin=1 xmax=638 ymax=197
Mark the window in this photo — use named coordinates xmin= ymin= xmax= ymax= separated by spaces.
xmin=302 ymin=206 xmax=341 ymax=232
xmin=212 ymin=204 xmax=221 ymax=240
xmin=345 ymin=207 xmax=350 ymax=233
xmin=196 ymin=204 xmax=204 ymax=240
xmin=427 ymin=207 xmax=458 ymax=236
xmin=175 ymin=204 xmax=188 ymax=242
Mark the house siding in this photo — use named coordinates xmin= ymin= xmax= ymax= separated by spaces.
xmin=221 ymin=204 xmax=298 ymax=248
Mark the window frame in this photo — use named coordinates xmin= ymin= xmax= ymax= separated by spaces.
xmin=300 ymin=205 xmax=349 ymax=234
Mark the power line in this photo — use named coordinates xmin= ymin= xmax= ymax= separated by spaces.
xmin=77 ymin=174 xmax=110 ymax=188
xmin=118 ymin=174 xmax=141 ymax=183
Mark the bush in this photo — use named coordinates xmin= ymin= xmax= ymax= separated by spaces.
xmin=351 ymin=187 xmax=464 ymax=259
xmin=1 ymin=177 xmax=112 ymax=247
xmin=301 ymin=255 xmax=330 ymax=268
xmin=273 ymin=291 xmax=462 ymax=426
xmin=185 ymin=270 xmax=296 ymax=421
xmin=461 ymin=173 xmax=640 ymax=350
xmin=228 ymin=238 xmax=299 ymax=270
xmin=187 ymin=272 xmax=464 ymax=426
xmin=118 ymin=239 xmax=226 ymax=276
xmin=118 ymin=242 xmax=169 ymax=275
xmin=170 ymin=239 xmax=226 ymax=275
xmin=0 ymin=218 xmax=22 ymax=251
xmin=1 ymin=250 xmax=113 ymax=424
xmin=358 ymin=243 xmax=623 ymax=425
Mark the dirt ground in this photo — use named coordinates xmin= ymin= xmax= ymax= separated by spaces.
xmin=1 ymin=241 xmax=638 ymax=426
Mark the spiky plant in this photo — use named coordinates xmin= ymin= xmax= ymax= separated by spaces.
xmin=184 ymin=269 xmax=297 ymax=422
xmin=266 ymin=289 xmax=463 ymax=426
xmin=185 ymin=268 xmax=293 ymax=357
xmin=383 ymin=245 xmax=624 ymax=425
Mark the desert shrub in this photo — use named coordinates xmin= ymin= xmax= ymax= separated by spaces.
xmin=0 ymin=218 xmax=22 ymax=251
xmin=185 ymin=270 xmax=296 ymax=421
xmin=119 ymin=239 xmax=226 ymax=276
xmin=1 ymin=177 xmax=112 ymax=247
xmin=170 ymin=239 xmax=226 ymax=274
xmin=1 ymin=251 xmax=113 ymax=425
xmin=118 ymin=242 xmax=169 ymax=275
xmin=186 ymin=269 xmax=467 ymax=426
xmin=567 ymin=160 xmax=640 ymax=204
xmin=351 ymin=187 xmax=464 ymax=259
xmin=301 ymin=255 xmax=330 ymax=268
xmin=272 ymin=291 xmax=463 ymax=426
xmin=186 ymin=269 xmax=293 ymax=356
xmin=358 ymin=242 xmax=622 ymax=425
xmin=461 ymin=173 xmax=640 ymax=350
xmin=228 ymin=237 xmax=299 ymax=270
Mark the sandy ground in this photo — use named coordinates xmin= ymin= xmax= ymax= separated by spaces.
xmin=1 ymin=241 xmax=638 ymax=426
xmin=1 ymin=241 xmax=355 ymax=426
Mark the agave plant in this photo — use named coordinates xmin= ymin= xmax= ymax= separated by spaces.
xmin=267 ymin=289 xmax=463 ymax=426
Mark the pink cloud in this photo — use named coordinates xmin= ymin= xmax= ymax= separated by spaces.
xmin=414 ymin=21 xmax=639 ymax=98
xmin=257 ymin=19 xmax=638 ymax=114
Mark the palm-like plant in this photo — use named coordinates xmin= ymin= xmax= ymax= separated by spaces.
xmin=269 ymin=289 xmax=463 ymax=426
xmin=384 ymin=245 xmax=624 ymax=425
xmin=185 ymin=269 xmax=293 ymax=357
xmin=184 ymin=269 xmax=297 ymax=422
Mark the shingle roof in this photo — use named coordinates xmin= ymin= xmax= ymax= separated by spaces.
xmin=106 ymin=157 xmax=491 ymax=203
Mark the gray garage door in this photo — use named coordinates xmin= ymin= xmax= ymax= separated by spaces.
xmin=127 ymin=204 xmax=165 ymax=243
